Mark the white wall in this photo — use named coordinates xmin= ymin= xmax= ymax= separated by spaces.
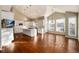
xmin=45 ymin=5 xmax=79 ymax=17
xmin=44 ymin=16 xmax=48 ymax=32
xmin=52 ymin=5 xmax=79 ymax=13
xmin=78 ymin=13 xmax=79 ymax=41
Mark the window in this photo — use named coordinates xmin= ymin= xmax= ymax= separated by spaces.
xmin=56 ymin=18 xmax=65 ymax=32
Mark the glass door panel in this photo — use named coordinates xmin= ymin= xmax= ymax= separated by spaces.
xmin=48 ymin=20 xmax=55 ymax=32
xmin=68 ymin=16 xmax=77 ymax=37
xmin=56 ymin=18 xmax=65 ymax=32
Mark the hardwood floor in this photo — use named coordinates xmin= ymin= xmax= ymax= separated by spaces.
xmin=0 ymin=33 xmax=79 ymax=53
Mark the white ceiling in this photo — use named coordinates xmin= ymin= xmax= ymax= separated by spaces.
xmin=0 ymin=5 xmax=79 ymax=19
xmin=13 ymin=5 xmax=46 ymax=19
xmin=0 ymin=5 xmax=12 ymax=11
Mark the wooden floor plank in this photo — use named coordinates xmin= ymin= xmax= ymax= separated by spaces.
xmin=0 ymin=33 xmax=79 ymax=53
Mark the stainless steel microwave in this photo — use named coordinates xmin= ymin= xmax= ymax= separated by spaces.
xmin=1 ymin=19 xmax=15 ymax=28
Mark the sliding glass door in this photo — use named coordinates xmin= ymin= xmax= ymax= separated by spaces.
xmin=47 ymin=12 xmax=78 ymax=38
xmin=48 ymin=12 xmax=65 ymax=33
xmin=68 ymin=16 xmax=77 ymax=37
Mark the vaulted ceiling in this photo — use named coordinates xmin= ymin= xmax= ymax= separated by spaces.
xmin=13 ymin=5 xmax=46 ymax=19
xmin=0 ymin=5 xmax=79 ymax=19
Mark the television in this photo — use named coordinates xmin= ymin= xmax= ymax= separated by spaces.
xmin=1 ymin=19 xmax=15 ymax=28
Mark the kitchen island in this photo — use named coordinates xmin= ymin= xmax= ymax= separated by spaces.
xmin=23 ymin=28 xmax=37 ymax=37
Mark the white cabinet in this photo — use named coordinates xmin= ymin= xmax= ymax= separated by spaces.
xmin=14 ymin=20 xmax=23 ymax=33
xmin=23 ymin=28 xmax=37 ymax=37
xmin=1 ymin=28 xmax=14 ymax=46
